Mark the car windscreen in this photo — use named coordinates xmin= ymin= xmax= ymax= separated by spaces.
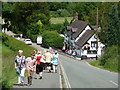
xmin=26 ymin=40 xmax=31 ymax=41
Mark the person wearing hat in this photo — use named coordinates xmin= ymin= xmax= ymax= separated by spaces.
xmin=15 ymin=50 xmax=26 ymax=86
xmin=52 ymin=51 xmax=59 ymax=73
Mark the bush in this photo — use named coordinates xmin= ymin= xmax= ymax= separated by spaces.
xmin=57 ymin=9 xmax=71 ymax=17
xmin=26 ymin=23 xmax=42 ymax=42
xmin=50 ymin=11 xmax=60 ymax=17
xmin=90 ymin=46 xmax=120 ymax=73
xmin=43 ymin=19 xmax=69 ymax=34
xmin=41 ymin=31 xmax=64 ymax=48
xmin=50 ymin=9 xmax=71 ymax=17
xmin=2 ymin=33 xmax=36 ymax=57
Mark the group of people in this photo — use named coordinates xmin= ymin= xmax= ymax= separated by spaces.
xmin=65 ymin=49 xmax=77 ymax=56
xmin=15 ymin=49 xmax=59 ymax=86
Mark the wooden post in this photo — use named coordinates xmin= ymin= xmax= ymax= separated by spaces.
xmin=96 ymin=8 xmax=99 ymax=59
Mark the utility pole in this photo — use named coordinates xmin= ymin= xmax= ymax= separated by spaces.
xmin=96 ymin=8 xmax=99 ymax=60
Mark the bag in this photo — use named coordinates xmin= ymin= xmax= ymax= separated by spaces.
xmin=40 ymin=58 xmax=46 ymax=63
xmin=51 ymin=61 xmax=53 ymax=64
xmin=16 ymin=68 xmax=21 ymax=75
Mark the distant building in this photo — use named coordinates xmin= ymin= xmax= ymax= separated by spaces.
xmin=63 ymin=12 xmax=105 ymax=59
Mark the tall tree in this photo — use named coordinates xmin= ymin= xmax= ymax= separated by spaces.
xmin=106 ymin=5 xmax=120 ymax=46
xmin=2 ymin=2 xmax=50 ymax=35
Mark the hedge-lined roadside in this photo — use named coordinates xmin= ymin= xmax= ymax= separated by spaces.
xmin=89 ymin=46 xmax=120 ymax=73
xmin=2 ymin=33 xmax=36 ymax=88
xmin=2 ymin=33 xmax=36 ymax=57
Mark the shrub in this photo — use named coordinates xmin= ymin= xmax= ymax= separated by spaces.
xmin=41 ymin=31 xmax=64 ymax=48
xmin=50 ymin=11 xmax=60 ymax=17
xmin=90 ymin=46 xmax=120 ymax=73
xmin=57 ymin=9 xmax=71 ymax=17
xmin=26 ymin=23 xmax=42 ymax=42
xmin=2 ymin=33 xmax=36 ymax=57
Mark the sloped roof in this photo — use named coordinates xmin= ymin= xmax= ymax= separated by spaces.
xmin=75 ymin=30 xmax=94 ymax=47
xmin=65 ymin=20 xmax=89 ymax=39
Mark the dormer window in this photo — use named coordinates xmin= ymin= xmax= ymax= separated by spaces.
xmin=72 ymin=28 xmax=77 ymax=32
xmin=67 ymin=26 xmax=72 ymax=30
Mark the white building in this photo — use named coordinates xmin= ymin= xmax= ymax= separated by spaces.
xmin=63 ymin=12 xmax=105 ymax=59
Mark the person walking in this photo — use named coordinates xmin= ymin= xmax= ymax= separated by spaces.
xmin=35 ymin=50 xmax=45 ymax=79
xmin=15 ymin=50 xmax=26 ymax=86
xmin=50 ymin=49 xmax=55 ymax=70
xmin=25 ymin=54 xmax=36 ymax=86
xmin=32 ymin=50 xmax=37 ymax=58
xmin=32 ymin=50 xmax=37 ymax=72
xmin=44 ymin=50 xmax=53 ymax=73
xmin=52 ymin=51 xmax=59 ymax=73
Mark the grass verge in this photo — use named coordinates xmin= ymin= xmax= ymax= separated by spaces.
xmin=50 ymin=17 xmax=73 ymax=24
xmin=89 ymin=46 xmax=120 ymax=73
xmin=2 ymin=33 xmax=36 ymax=88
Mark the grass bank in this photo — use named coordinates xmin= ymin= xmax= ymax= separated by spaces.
xmin=2 ymin=33 xmax=36 ymax=88
xmin=50 ymin=17 xmax=73 ymax=24
xmin=89 ymin=46 xmax=120 ymax=73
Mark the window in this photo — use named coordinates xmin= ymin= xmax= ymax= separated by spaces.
xmin=91 ymin=41 xmax=97 ymax=47
xmin=87 ymin=50 xmax=97 ymax=54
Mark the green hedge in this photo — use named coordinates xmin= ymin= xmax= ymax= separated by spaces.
xmin=2 ymin=33 xmax=36 ymax=57
xmin=90 ymin=46 xmax=120 ymax=73
xmin=41 ymin=31 xmax=64 ymax=48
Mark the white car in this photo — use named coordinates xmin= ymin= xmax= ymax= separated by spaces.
xmin=24 ymin=39 xmax=32 ymax=45
xmin=12 ymin=35 xmax=20 ymax=40
xmin=15 ymin=37 xmax=20 ymax=40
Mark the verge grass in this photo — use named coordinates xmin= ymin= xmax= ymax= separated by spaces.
xmin=50 ymin=17 xmax=73 ymax=24
xmin=90 ymin=46 xmax=120 ymax=73
xmin=2 ymin=33 xmax=36 ymax=88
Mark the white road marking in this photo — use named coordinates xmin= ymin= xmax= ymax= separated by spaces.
xmin=59 ymin=65 xmax=63 ymax=89
xmin=110 ymin=80 xmax=118 ymax=86
xmin=86 ymin=62 xmax=92 ymax=67
xmin=59 ymin=61 xmax=71 ymax=89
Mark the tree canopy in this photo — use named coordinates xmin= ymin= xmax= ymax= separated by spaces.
xmin=106 ymin=5 xmax=120 ymax=46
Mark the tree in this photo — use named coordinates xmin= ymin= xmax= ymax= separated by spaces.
xmin=73 ymin=2 xmax=98 ymax=21
xmin=106 ymin=5 xmax=120 ymax=46
xmin=26 ymin=23 xmax=42 ymax=42
xmin=2 ymin=2 xmax=50 ymax=35
xmin=57 ymin=9 xmax=71 ymax=17
xmin=62 ymin=18 xmax=69 ymax=34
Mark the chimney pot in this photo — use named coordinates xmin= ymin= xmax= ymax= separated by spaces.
xmin=74 ymin=12 xmax=78 ymax=21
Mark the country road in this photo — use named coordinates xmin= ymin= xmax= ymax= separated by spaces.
xmin=60 ymin=54 xmax=118 ymax=88
xmin=31 ymin=43 xmax=118 ymax=88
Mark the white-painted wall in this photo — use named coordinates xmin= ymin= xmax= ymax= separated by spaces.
xmin=84 ymin=34 xmax=105 ymax=56
xmin=64 ymin=25 xmax=105 ymax=58
xmin=87 ymin=34 xmax=97 ymax=50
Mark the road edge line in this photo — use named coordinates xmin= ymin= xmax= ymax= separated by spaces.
xmin=59 ymin=61 xmax=71 ymax=89
xmin=59 ymin=64 xmax=63 ymax=89
xmin=86 ymin=62 xmax=118 ymax=74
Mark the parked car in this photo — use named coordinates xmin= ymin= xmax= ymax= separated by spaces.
xmin=24 ymin=39 xmax=32 ymax=45
xmin=11 ymin=35 xmax=20 ymax=40
xmin=81 ymin=50 xmax=97 ymax=60
xmin=15 ymin=37 xmax=20 ymax=40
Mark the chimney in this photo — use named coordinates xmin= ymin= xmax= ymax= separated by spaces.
xmin=74 ymin=12 xmax=78 ymax=21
